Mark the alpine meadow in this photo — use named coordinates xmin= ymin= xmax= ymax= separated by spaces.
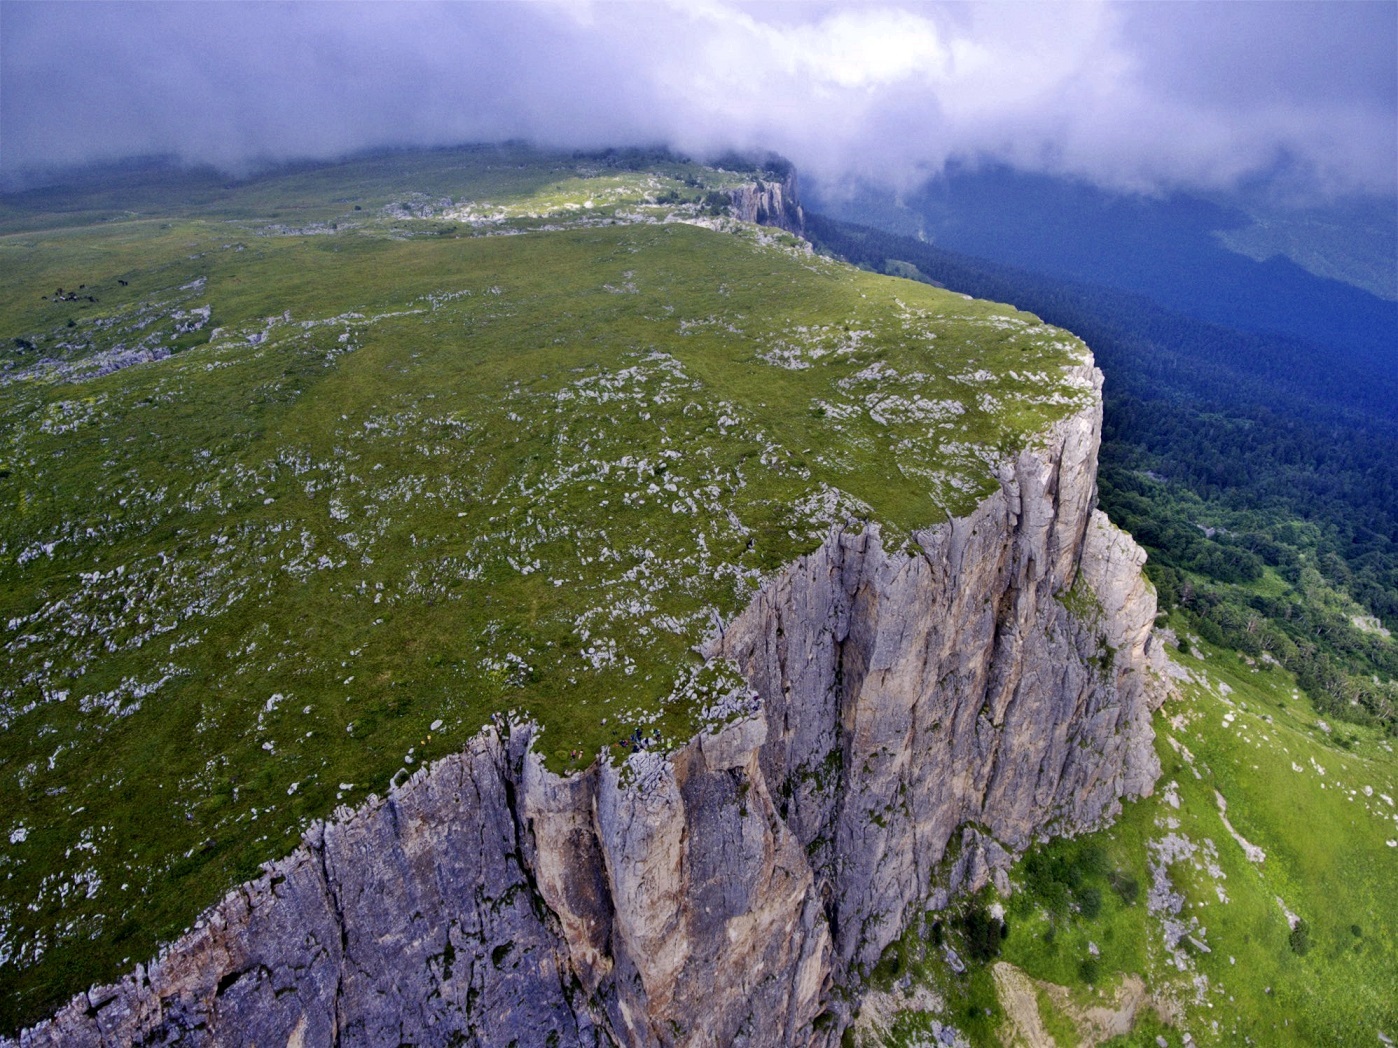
xmin=1 ymin=3 xmax=1395 ymax=1044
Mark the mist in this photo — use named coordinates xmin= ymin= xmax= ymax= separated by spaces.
xmin=2 ymin=1 xmax=1394 ymax=200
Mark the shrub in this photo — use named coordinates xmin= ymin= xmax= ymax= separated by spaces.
xmin=1289 ymin=919 xmax=1310 ymax=956
xmin=961 ymin=905 xmax=1007 ymax=963
xmin=871 ymin=941 xmax=905 ymax=983
xmin=1078 ymin=845 xmax=1110 ymax=877
xmin=1042 ymin=879 xmax=1071 ymax=916
xmin=1108 ymin=869 xmax=1140 ymax=905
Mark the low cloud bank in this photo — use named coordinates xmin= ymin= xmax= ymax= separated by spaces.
xmin=2 ymin=1 xmax=1393 ymax=199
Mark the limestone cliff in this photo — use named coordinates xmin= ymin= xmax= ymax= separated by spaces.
xmin=726 ymin=167 xmax=805 ymax=236
xmin=14 ymin=370 xmax=1169 ymax=1047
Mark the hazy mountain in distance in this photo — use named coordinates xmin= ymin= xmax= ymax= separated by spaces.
xmin=1210 ymin=191 xmax=1397 ymax=302
xmin=808 ymin=166 xmax=1397 ymax=363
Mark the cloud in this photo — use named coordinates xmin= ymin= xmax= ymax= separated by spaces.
xmin=2 ymin=1 xmax=1394 ymax=198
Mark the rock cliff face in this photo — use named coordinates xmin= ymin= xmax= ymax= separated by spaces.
xmin=727 ymin=168 xmax=805 ymax=236
xmin=15 ymin=371 xmax=1168 ymax=1047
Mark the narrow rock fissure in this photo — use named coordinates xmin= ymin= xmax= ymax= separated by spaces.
xmin=312 ymin=835 xmax=349 ymax=1048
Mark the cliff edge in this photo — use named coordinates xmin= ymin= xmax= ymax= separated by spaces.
xmin=15 ymin=368 xmax=1169 ymax=1047
xmin=726 ymin=165 xmax=806 ymax=236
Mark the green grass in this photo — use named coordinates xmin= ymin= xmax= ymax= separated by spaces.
xmin=0 ymin=148 xmax=1093 ymax=1031
xmin=0 ymin=144 xmax=746 ymax=235
xmin=861 ymin=624 xmax=1397 ymax=1046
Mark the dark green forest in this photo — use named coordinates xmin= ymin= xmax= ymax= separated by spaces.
xmin=807 ymin=214 xmax=1398 ymax=731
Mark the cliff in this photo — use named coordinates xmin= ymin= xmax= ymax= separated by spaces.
xmin=14 ymin=370 xmax=1169 ymax=1047
xmin=726 ymin=167 xmax=805 ymax=236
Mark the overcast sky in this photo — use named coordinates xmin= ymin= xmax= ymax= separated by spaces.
xmin=2 ymin=1 xmax=1395 ymax=199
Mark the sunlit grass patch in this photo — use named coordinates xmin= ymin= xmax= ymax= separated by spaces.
xmin=993 ymin=636 xmax=1398 ymax=1047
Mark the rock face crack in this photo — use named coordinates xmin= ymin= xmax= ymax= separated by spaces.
xmin=311 ymin=832 xmax=349 ymax=1048
xmin=14 ymin=373 xmax=1168 ymax=1048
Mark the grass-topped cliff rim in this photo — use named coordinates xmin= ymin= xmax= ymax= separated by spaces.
xmin=0 ymin=146 xmax=1092 ymax=1031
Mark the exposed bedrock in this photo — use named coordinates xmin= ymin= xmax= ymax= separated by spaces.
xmin=16 ymin=371 xmax=1169 ymax=1047
xmin=726 ymin=168 xmax=805 ymax=236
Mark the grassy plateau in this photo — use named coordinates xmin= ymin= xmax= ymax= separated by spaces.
xmin=0 ymin=146 xmax=1093 ymax=1031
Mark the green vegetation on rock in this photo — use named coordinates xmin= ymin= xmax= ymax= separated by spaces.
xmin=846 ymin=629 xmax=1397 ymax=1047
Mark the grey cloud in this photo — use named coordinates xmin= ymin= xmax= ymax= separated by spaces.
xmin=2 ymin=1 xmax=1394 ymax=198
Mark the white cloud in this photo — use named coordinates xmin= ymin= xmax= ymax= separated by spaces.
xmin=2 ymin=0 xmax=1393 ymax=198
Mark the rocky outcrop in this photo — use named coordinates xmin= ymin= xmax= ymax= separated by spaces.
xmin=706 ymin=370 xmax=1166 ymax=992
xmin=15 ymin=368 xmax=1168 ymax=1048
xmin=727 ymin=167 xmax=805 ymax=236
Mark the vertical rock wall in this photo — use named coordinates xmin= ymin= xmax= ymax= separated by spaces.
xmin=15 ymin=372 xmax=1168 ymax=1048
xmin=710 ymin=373 xmax=1166 ymax=990
xmin=726 ymin=169 xmax=805 ymax=235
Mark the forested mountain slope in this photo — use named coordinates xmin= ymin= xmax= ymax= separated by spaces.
xmin=807 ymin=213 xmax=1398 ymax=732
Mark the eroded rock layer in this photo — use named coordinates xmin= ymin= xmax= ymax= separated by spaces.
xmin=16 ymin=373 xmax=1168 ymax=1048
